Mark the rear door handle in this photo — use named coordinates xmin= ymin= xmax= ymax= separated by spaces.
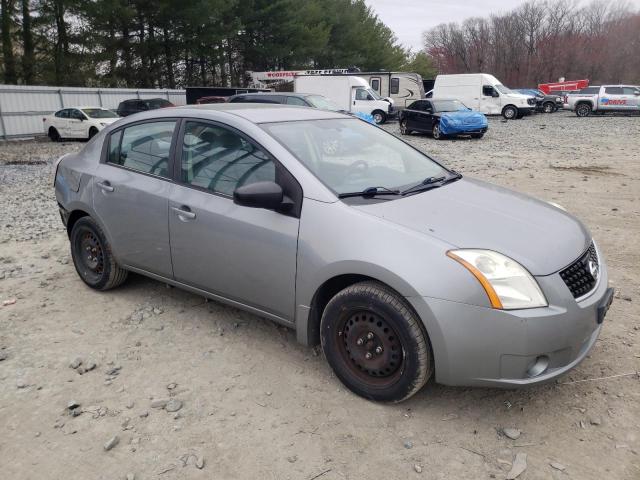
xmin=171 ymin=205 xmax=196 ymax=220
xmin=97 ymin=181 xmax=114 ymax=192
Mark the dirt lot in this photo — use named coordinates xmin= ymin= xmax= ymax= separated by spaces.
xmin=1 ymin=112 xmax=639 ymax=480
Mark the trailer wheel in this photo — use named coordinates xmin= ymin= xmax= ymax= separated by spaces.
xmin=502 ymin=105 xmax=518 ymax=120
xmin=372 ymin=110 xmax=387 ymax=125
xmin=575 ymin=103 xmax=592 ymax=117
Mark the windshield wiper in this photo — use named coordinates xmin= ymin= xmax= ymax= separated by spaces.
xmin=338 ymin=186 xmax=400 ymax=199
xmin=401 ymin=172 xmax=462 ymax=196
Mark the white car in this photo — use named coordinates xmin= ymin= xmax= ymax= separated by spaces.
xmin=44 ymin=107 xmax=120 ymax=141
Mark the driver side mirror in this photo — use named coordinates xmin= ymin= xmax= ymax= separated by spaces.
xmin=233 ymin=181 xmax=286 ymax=211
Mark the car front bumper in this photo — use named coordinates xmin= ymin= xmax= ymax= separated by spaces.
xmin=408 ymin=257 xmax=612 ymax=388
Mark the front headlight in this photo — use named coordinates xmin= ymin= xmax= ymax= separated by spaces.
xmin=447 ymin=249 xmax=548 ymax=310
xmin=556 ymin=97 xmax=562 ymax=102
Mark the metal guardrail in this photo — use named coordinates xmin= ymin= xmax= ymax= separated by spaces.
xmin=0 ymin=85 xmax=186 ymax=139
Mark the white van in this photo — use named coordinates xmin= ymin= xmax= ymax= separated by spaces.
xmin=354 ymin=72 xmax=425 ymax=110
xmin=294 ymin=75 xmax=394 ymax=124
xmin=433 ymin=74 xmax=535 ymax=119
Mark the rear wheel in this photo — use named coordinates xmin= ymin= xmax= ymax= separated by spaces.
xmin=48 ymin=127 xmax=61 ymax=142
xmin=70 ymin=217 xmax=128 ymax=291
xmin=576 ymin=103 xmax=592 ymax=117
xmin=502 ymin=105 xmax=518 ymax=120
xmin=372 ymin=110 xmax=387 ymax=125
xmin=320 ymin=281 xmax=433 ymax=402
xmin=400 ymin=119 xmax=411 ymax=135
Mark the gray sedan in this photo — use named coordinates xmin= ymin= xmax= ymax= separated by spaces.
xmin=54 ymin=104 xmax=613 ymax=402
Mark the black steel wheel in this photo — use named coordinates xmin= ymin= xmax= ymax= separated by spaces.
xmin=70 ymin=216 xmax=128 ymax=290
xmin=48 ymin=127 xmax=61 ymax=142
xmin=320 ymin=281 xmax=433 ymax=402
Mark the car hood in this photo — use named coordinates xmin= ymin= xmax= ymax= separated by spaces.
xmin=352 ymin=178 xmax=590 ymax=276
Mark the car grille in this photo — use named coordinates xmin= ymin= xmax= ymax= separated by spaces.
xmin=527 ymin=98 xmax=536 ymax=106
xmin=559 ymin=243 xmax=599 ymax=299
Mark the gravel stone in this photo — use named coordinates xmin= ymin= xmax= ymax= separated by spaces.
xmin=165 ymin=399 xmax=183 ymax=412
xmin=502 ymin=428 xmax=521 ymax=440
xmin=104 ymin=435 xmax=119 ymax=451
xmin=69 ymin=357 xmax=82 ymax=369
xmin=151 ymin=399 xmax=169 ymax=409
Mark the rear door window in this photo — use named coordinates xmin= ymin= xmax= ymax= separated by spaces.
xmin=622 ymin=87 xmax=639 ymax=95
xmin=180 ymin=121 xmax=275 ymax=196
xmin=107 ymin=121 xmax=176 ymax=178
xmin=604 ymin=87 xmax=623 ymax=95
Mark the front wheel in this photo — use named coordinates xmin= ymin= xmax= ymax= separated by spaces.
xmin=399 ymin=119 xmax=411 ymax=135
xmin=372 ymin=110 xmax=387 ymax=125
xmin=432 ymin=122 xmax=445 ymax=140
xmin=543 ymin=102 xmax=555 ymax=113
xmin=88 ymin=127 xmax=99 ymax=140
xmin=472 ymin=132 xmax=484 ymax=139
xmin=502 ymin=105 xmax=517 ymax=120
xmin=320 ymin=281 xmax=433 ymax=402
xmin=70 ymin=217 xmax=128 ymax=290
xmin=575 ymin=103 xmax=592 ymax=117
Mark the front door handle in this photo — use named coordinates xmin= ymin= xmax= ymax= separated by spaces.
xmin=171 ymin=205 xmax=196 ymax=220
xmin=97 ymin=181 xmax=114 ymax=192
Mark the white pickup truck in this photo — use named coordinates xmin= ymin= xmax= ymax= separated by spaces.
xmin=44 ymin=107 xmax=120 ymax=141
xmin=568 ymin=85 xmax=640 ymax=117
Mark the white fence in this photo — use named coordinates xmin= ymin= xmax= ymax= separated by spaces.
xmin=0 ymin=85 xmax=186 ymax=139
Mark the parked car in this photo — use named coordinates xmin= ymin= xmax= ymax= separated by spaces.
xmin=228 ymin=92 xmax=341 ymax=111
xmin=399 ymin=99 xmax=488 ymax=139
xmin=294 ymin=74 xmax=394 ymax=124
xmin=54 ymin=104 xmax=613 ymax=402
xmin=516 ymin=89 xmax=563 ymax=113
xmin=567 ymin=85 xmax=640 ymax=116
xmin=44 ymin=107 xmax=120 ymax=141
xmin=433 ymin=74 xmax=536 ymax=119
xmin=116 ymin=98 xmax=174 ymax=117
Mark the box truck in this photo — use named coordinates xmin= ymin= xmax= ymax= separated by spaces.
xmin=432 ymin=74 xmax=536 ymax=119
xmin=294 ymin=75 xmax=394 ymax=124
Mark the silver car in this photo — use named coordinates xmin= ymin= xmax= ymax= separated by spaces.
xmin=54 ymin=104 xmax=614 ymax=402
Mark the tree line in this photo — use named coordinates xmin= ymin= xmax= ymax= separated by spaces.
xmin=424 ymin=0 xmax=640 ymax=88
xmin=0 ymin=0 xmax=435 ymax=88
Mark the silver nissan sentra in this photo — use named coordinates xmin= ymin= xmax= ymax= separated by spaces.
xmin=54 ymin=104 xmax=614 ymax=402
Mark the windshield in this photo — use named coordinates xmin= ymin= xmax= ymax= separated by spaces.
xmin=82 ymin=108 xmax=119 ymax=119
xmin=306 ymin=95 xmax=341 ymax=111
xmin=367 ymin=88 xmax=382 ymax=100
xmin=432 ymin=100 xmax=468 ymax=112
xmin=495 ymin=84 xmax=513 ymax=95
xmin=261 ymin=118 xmax=450 ymax=196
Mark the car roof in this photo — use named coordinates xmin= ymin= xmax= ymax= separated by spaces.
xmin=174 ymin=103 xmax=346 ymax=124
xmin=59 ymin=106 xmax=109 ymax=110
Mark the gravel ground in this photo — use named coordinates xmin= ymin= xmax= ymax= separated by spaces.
xmin=0 ymin=112 xmax=639 ymax=480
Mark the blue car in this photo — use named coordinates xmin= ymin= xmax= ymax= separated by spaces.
xmin=399 ymin=99 xmax=488 ymax=139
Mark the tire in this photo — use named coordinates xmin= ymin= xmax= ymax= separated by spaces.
xmin=372 ymin=110 xmax=387 ymax=125
xmin=432 ymin=122 xmax=445 ymax=140
xmin=575 ymin=103 xmax=592 ymax=117
xmin=48 ymin=127 xmax=61 ymax=142
xmin=502 ymin=105 xmax=517 ymax=120
xmin=543 ymin=102 xmax=555 ymax=113
xmin=320 ymin=281 xmax=433 ymax=402
xmin=70 ymin=216 xmax=128 ymax=291
xmin=88 ymin=127 xmax=99 ymax=140
xmin=472 ymin=133 xmax=484 ymax=139
xmin=399 ymin=119 xmax=411 ymax=135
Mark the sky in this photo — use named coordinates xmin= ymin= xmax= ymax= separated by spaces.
xmin=364 ymin=0 xmax=640 ymax=51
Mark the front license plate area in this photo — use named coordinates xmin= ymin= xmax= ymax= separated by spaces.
xmin=597 ymin=288 xmax=614 ymax=324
